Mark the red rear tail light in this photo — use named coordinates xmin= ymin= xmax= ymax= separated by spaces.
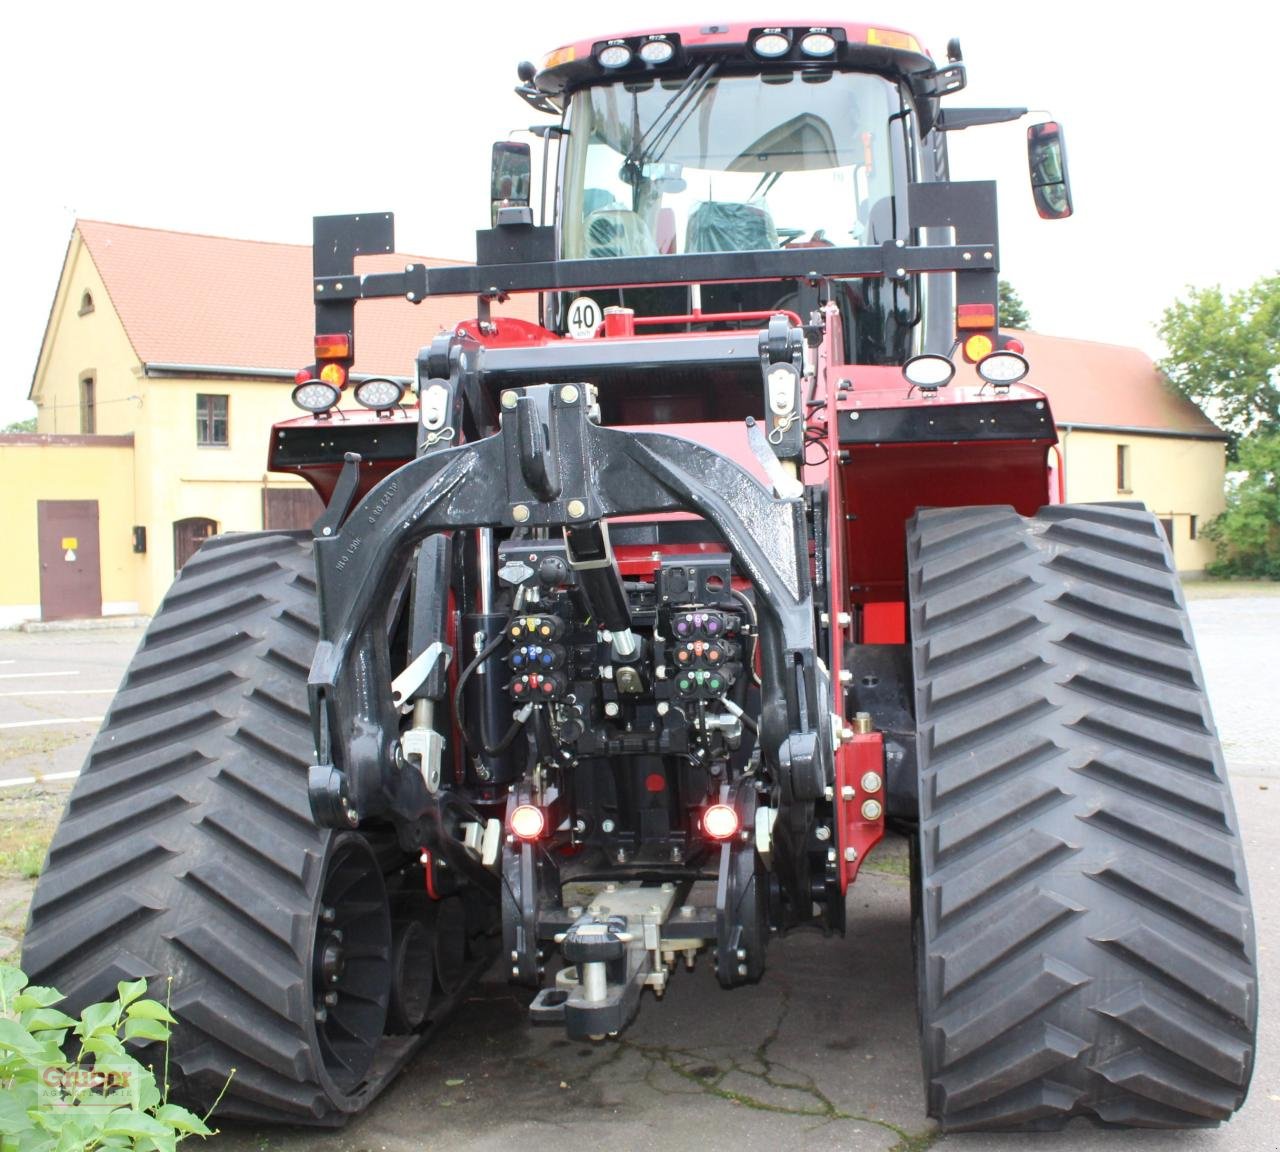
xmin=511 ymin=805 xmax=546 ymax=841
xmin=315 ymin=333 xmax=351 ymax=360
xmin=702 ymin=804 xmax=739 ymax=841
xmin=956 ymin=303 xmax=996 ymax=329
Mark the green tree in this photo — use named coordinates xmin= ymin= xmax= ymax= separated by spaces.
xmin=1204 ymin=432 xmax=1280 ymax=578
xmin=998 ymin=280 xmax=1031 ymax=330
xmin=1157 ymin=273 xmax=1280 ymax=447
xmin=1159 ymin=272 xmax=1280 ymax=576
xmin=1 ymin=416 xmax=36 ymax=434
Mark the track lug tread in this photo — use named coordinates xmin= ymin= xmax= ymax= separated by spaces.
xmin=907 ymin=504 xmax=1256 ymax=1131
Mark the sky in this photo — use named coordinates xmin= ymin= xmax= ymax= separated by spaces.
xmin=3 ymin=1 xmax=1278 ymax=428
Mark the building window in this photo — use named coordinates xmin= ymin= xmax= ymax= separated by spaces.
xmin=1116 ymin=443 xmax=1131 ymax=493
xmin=196 ymin=394 xmax=229 ymax=446
xmin=79 ymin=375 xmax=95 ymax=434
xmin=1190 ymin=515 xmax=1198 ymax=540
xmin=78 ymin=290 xmax=95 ymax=315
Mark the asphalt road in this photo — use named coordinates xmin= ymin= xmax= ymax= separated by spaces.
xmin=2 ymin=597 xmax=1277 ymax=1151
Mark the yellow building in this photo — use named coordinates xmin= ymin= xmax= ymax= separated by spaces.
xmin=8 ymin=220 xmax=532 ymax=624
xmin=1016 ymin=331 xmax=1228 ymax=574
xmin=4 ymin=222 xmax=1226 ymax=624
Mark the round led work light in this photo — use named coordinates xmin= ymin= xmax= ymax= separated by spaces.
xmin=354 ymin=377 xmax=406 ymax=410
xmin=976 ymin=350 xmax=1030 ymax=387
xmin=292 ymin=379 xmax=342 ymax=414
xmin=597 ymin=44 xmax=633 ymax=69
xmin=752 ymin=32 xmax=791 ymax=58
xmin=800 ymin=32 xmax=837 ymax=57
xmin=901 ymin=354 xmax=956 ymax=390
xmin=639 ymin=38 xmax=674 ymax=64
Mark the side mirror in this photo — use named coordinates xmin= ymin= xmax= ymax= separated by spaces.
xmin=1027 ymin=122 xmax=1073 ymax=220
xmin=491 ymin=141 xmax=532 ymax=226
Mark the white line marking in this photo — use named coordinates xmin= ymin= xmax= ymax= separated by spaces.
xmin=0 ymin=671 xmax=80 ymax=680
xmin=0 ymin=689 xmax=113 ymax=697
xmin=0 ymin=716 xmax=103 ymax=731
xmin=0 ymin=769 xmax=81 ymax=789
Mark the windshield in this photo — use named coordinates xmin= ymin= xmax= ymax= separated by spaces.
xmin=561 ymin=70 xmax=901 ymax=260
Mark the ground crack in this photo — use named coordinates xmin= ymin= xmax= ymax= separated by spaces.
xmin=606 ymin=988 xmax=938 ymax=1150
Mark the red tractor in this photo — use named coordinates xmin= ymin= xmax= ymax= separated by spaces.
xmin=26 ymin=20 xmax=1256 ymax=1132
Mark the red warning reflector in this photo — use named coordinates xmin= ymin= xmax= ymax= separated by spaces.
xmin=644 ymin=773 xmax=665 ymax=793
xmin=510 ymin=804 xmax=545 ymax=841
xmin=702 ymin=804 xmax=739 ymax=841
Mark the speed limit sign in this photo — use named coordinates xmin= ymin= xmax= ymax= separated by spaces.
xmin=565 ymin=296 xmax=601 ymax=339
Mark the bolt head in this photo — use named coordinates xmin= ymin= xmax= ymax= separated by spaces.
xmin=838 ymin=668 xmax=852 ymax=683
xmin=560 ymin=384 xmax=580 ymax=404
xmin=860 ymin=772 xmax=882 ymax=793
xmin=861 ymin=799 xmax=884 ymax=821
xmin=844 ymin=846 xmax=858 ymax=862
xmin=567 ymin=499 xmax=586 ymax=519
xmin=737 ymin=964 xmax=749 ymax=977
xmin=604 ymin=702 xmax=620 ymax=718
xmin=841 ymin=785 xmax=855 ymax=801
xmin=501 ymin=390 xmax=519 ymax=410
xmin=512 ymin=504 xmax=531 ymax=523
xmin=602 ymin=819 xmax=616 ymax=834
xmin=815 ymin=824 xmax=831 ymax=841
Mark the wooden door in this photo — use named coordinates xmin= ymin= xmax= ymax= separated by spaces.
xmin=262 ymin=487 xmax=325 ymax=530
xmin=173 ymin=517 xmax=218 ymax=572
xmin=37 ymin=500 xmax=102 ymax=621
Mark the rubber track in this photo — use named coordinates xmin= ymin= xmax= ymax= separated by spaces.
xmin=908 ymin=504 xmax=1257 ymax=1130
xmin=24 ymin=533 xmax=371 ymax=1122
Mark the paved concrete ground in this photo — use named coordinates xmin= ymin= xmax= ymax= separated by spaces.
xmin=0 ymin=628 xmax=142 ymax=785
xmin=2 ymin=600 xmax=1277 ymax=1150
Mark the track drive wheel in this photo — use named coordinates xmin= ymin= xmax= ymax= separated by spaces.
xmin=21 ymin=532 xmax=421 ymax=1123
xmin=908 ymin=504 xmax=1257 ymax=1130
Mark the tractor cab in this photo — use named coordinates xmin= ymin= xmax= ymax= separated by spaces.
xmin=497 ymin=22 xmax=1071 ymax=364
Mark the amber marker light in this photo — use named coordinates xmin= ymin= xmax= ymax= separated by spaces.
xmin=702 ymin=804 xmax=740 ymax=841
xmin=319 ymin=363 xmax=348 ymax=389
xmin=962 ymin=333 xmax=995 ymax=363
xmin=510 ymin=805 xmax=546 ymax=841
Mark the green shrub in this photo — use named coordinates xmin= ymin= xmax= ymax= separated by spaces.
xmin=0 ymin=964 xmax=224 ymax=1152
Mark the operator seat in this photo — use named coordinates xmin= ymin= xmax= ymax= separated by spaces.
xmin=686 ymin=201 xmax=779 ymax=252
xmin=584 ymin=208 xmax=657 ymax=259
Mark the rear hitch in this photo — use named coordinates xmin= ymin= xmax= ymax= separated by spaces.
xmin=529 ymin=881 xmax=678 ymax=1040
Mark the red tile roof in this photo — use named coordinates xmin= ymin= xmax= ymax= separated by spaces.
xmin=75 ymin=219 xmax=535 ymax=378
xmin=1016 ymin=330 xmax=1224 ymax=438
xmin=71 ymin=221 xmax=1222 ymax=439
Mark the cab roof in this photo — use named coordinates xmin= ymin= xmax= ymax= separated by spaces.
xmin=534 ymin=20 xmax=941 ymax=102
